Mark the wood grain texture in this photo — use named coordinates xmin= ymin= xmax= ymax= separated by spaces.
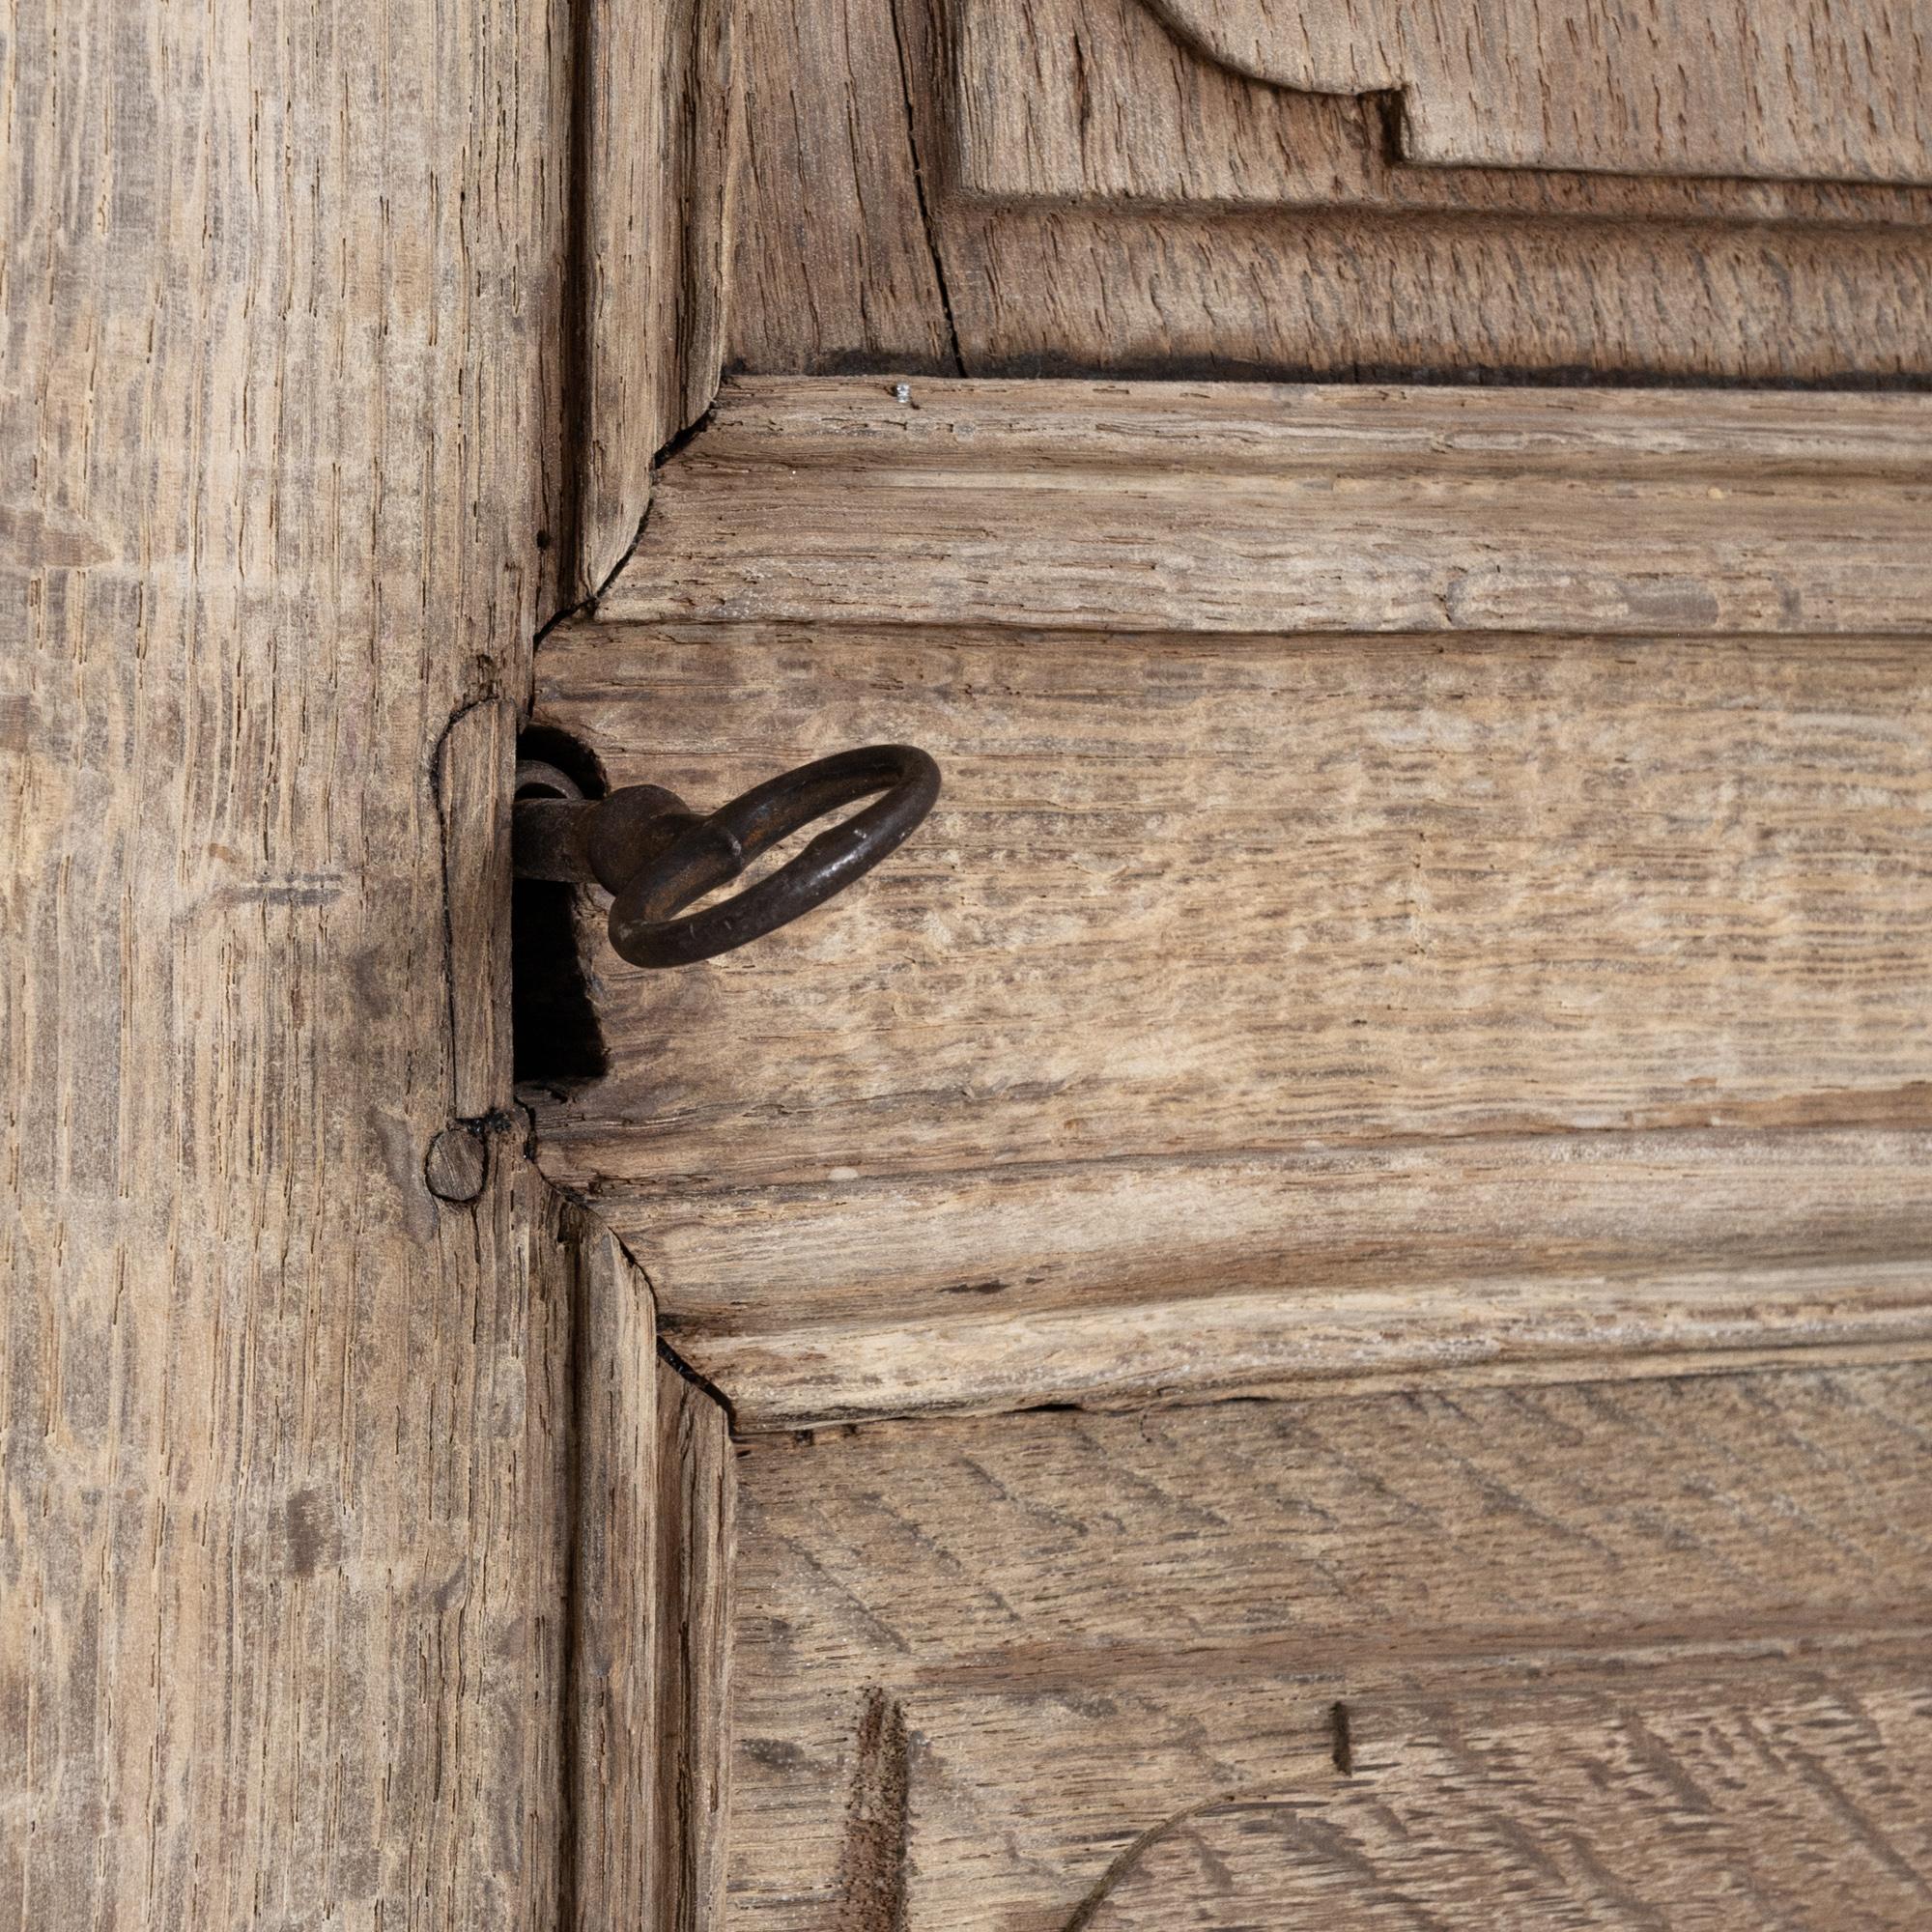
xmin=1074 ymin=1683 xmax=1932 ymax=1927
xmin=559 ymin=1221 xmax=736 ymax=1932
xmin=566 ymin=1218 xmax=662 ymax=1932
xmin=932 ymin=203 xmax=1932 ymax=384
xmin=577 ymin=0 xmax=741 ymax=593
xmin=440 ymin=699 xmax=518 ymax=1121
xmin=0 ymin=0 xmax=734 ymax=1915
xmin=953 ymin=0 xmax=1932 ymax=223
xmin=952 ymin=0 xmax=1373 ymax=206
xmin=652 ymin=1360 xmax=738 ymax=1932
xmin=1150 ymin=0 xmax=1932 ymax=184
xmin=725 ymin=1365 xmax=1932 ymax=1927
xmin=729 ymin=0 xmax=960 ymax=376
xmin=530 ymin=379 xmax=1932 ymax=1428
xmin=730 ymin=0 xmax=1932 ymax=381
xmin=599 ymin=378 xmax=1932 ymax=637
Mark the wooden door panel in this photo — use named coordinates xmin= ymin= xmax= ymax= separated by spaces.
xmin=1073 ymin=1685 xmax=1932 ymax=1927
xmin=724 ymin=1365 xmax=1932 ymax=1927
xmin=1150 ymin=0 xmax=1932 ymax=183
xmin=27 ymin=0 xmax=1927 ymax=1904
xmin=959 ymin=0 xmax=1932 ymax=205
xmin=528 ymin=377 xmax=1932 ymax=1428
xmin=734 ymin=0 xmax=1932 ymax=382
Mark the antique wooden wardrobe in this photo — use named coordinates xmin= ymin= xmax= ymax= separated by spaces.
xmin=7 ymin=0 xmax=1931 ymax=1923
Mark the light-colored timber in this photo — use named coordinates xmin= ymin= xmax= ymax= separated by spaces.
xmin=1150 ymin=0 xmax=1932 ymax=182
xmin=532 ymin=376 xmax=1932 ymax=1428
xmin=14 ymin=0 xmax=1931 ymax=1916
xmin=731 ymin=0 xmax=1932 ymax=382
xmin=957 ymin=0 xmax=1932 ymax=214
xmin=725 ymin=1363 xmax=1932 ymax=1928
xmin=575 ymin=0 xmax=741 ymax=596
xmin=0 ymin=0 xmax=736 ymax=1917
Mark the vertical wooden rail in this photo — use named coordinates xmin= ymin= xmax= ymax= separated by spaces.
xmin=651 ymin=1364 xmax=736 ymax=1932
xmin=573 ymin=0 xmax=741 ymax=598
xmin=0 ymin=0 xmax=735 ymax=1919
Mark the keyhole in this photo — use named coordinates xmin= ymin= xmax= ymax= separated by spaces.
xmin=511 ymin=725 xmax=611 ymax=1095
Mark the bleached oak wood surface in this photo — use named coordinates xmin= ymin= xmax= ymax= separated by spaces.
xmin=558 ymin=1217 xmax=736 ymax=1932
xmin=565 ymin=1219 xmax=661 ymax=1932
xmin=956 ymin=0 xmax=1932 ymax=216
xmin=13 ymin=0 xmax=1928 ymax=1911
xmin=1149 ymin=0 xmax=1932 ymax=183
xmin=0 ymin=0 xmax=576 ymax=1913
xmin=601 ymin=379 xmax=1932 ymax=637
xmin=732 ymin=0 xmax=1932 ymax=382
xmin=651 ymin=1362 xmax=737 ymax=1932
xmin=574 ymin=0 xmax=740 ymax=596
xmin=532 ymin=376 xmax=1932 ymax=1428
xmin=724 ymin=1364 xmax=1932 ymax=1928
xmin=0 ymin=0 xmax=735 ymax=1918
xmin=1069 ymin=1683 xmax=1932 ymax=1928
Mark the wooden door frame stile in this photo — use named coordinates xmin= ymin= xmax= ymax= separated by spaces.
xmin=3 ymin=0 xmax=738 ymax=1919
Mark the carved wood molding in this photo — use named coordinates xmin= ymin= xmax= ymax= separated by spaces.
xmin=951 ymin=0 xmax=1932 ymax=217
xmin=1144 ymin=0 xmax=1932 ymax=185
xmin=726 ymin=1369 xmax=1932 ymax=1923
xmin=730 ymin=0 xmax=1932 ymax=384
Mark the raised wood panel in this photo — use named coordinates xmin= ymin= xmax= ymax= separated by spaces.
xmin=731 ymin=0 xmax=1932 ymax=381
xmin=954 ymin=0 xmax=1932 ymax=219
xmin=1151 ymin=0 xmax=1932 ymax=185
xmin=530 ymin=378 xmax=1932 ymax=1428
xmin=1074 ymin=1685 xmax=1932 ymax=1927
xmin=724 ymin=1366 xmax=1932 ymax=1927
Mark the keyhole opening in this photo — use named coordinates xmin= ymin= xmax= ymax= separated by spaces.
xmin=511 ymin=724 xmax=611 ymax=1096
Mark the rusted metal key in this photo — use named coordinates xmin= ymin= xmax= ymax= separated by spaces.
xmin=513 ymin=744 xmax=941 ymax=969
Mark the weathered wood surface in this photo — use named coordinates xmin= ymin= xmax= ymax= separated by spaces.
xmin=0 ymin=0 xmax=734 ymax=1918
xmin=651 ymin=1361 xmax=738 ymax=1932
xmin=725 ymin=1364 xmax=1932 ymax=1927
xmin=731 ymin=0 xmax=1932 ymax=381
xmin=1073 ymin=1682 xmax=1932 ymax=1927
xmin=0 ymin=0 xmax=574 ymax=1914
xmin=575 ymin=0 xmax=741 ymax=595
xmin=440 ymin=700 xmax=519 ymax=1122
xmin=600 ymin=379 xmax=1932 ymax=637
xmin=1150 ymin=0 xmax=1932 ymax=184
xmin=532 ymin=378 xmax=1932 ymax=1427
xmin=565 ymin=1220 xmax=661 ymax=1932
xmin=557 ymin=1218 xmax=735 ymax=1932
xmin=730 ymin=0 xmax=958 ymax=379
xmin=955 ymin=0 xmax=1932 ymax=218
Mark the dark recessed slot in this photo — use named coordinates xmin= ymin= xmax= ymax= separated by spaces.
xmin=515 ymin=723 xmax=608 ymax=800
xmin=511 ymin=725 xmax=610 ymax=1095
